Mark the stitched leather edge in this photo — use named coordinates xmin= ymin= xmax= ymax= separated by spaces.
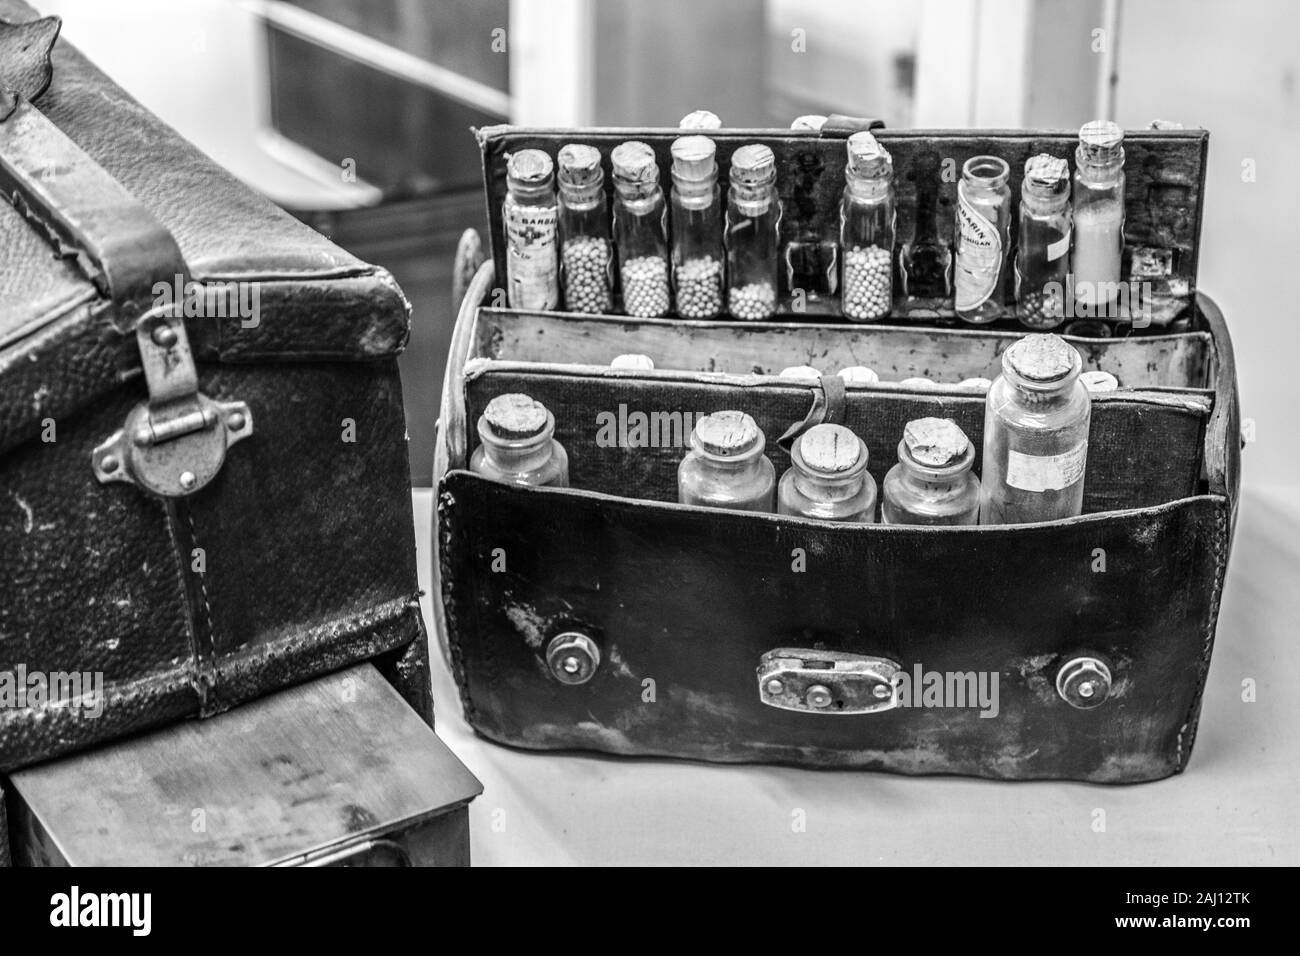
xmin=438 ymin=482 xmax=478 ymax=726
xmin=1174 ymin=495 xmax=1230 ymax=773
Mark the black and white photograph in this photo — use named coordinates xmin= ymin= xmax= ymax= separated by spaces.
xmin=0 ymin=0 xmax=1292 ymax=906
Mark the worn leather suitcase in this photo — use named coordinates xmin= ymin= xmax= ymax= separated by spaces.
xmin=433 ymin=124 xmax=1240 ymax=784
xmin=1 ymin=0 xmax=432 ymax=822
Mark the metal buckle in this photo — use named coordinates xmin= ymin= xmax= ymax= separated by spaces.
xmin=757 ymin=648 xmax=901 ymax=715
xmin=92 ymin=308 xmax=252 ymax=497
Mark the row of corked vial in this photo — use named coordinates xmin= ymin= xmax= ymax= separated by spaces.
xmin=501 ymin=119 xmax=1127 ymax=327
xmin=472 ymin=332 xmax=1107 ymax=526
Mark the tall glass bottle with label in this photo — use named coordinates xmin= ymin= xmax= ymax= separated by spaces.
xmin=670 ymin=136 xmax=725 ymax=319
xmin=1015 ymin=154 xmax=1071 ymax=330
xmin=557 ymin=144 xmax=613 ymax=314
xmin=611 ymin=141 xmax=670 ymax=318
xmin=954 ymin=155 xmax=1011 ymax=324
xmin=1072 ymin=121 xmax=1126 ymax=317
xmin=979 ymin=334 xmax=1091 ymax=524
xmin=503 ymin=149 xmax=559 ymax=310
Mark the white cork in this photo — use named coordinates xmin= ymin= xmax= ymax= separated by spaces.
xmin=903 ymin=417 xmax=970 ymax=468
xmin=611 ymin=353 xmax=655 ymax=370
xmin=1006 ymin=333 xmax=1077 ymax=382
xmin=838 ymin=366 xmax=880 ymax=385
xmin=1080 ymin=370 xmax=1119 ymax=392
xmin=695 ymin=410 xmax=761 ymax=456
xmin=798 ymin=424 xmax=863 ymax=474
xmin=484 ymin=393 xmax=549 ymax=439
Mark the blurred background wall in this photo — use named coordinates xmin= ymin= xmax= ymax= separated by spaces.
xmin=36 ymin=0 xmax=1298 ymax=491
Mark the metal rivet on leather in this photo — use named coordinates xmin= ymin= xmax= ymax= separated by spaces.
xmin=546 ymin=632 xmax=600 ymax=685
xmin=1056 ymin=656 xmax=1113 ymax=709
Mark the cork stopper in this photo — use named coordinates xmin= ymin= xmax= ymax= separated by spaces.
xmin=506 ymin=149 xmax=553 ymax=186
xmin=611 ymin=141 xmax=659 ymax=183
xmin=1005 ymin=333 xmax=1079 ymax=383
xmin=679 ymin=109 xmax=721 ymax=130
xmin=898 ymin=377 xmax=937 ymax=389
xmin=903 ymin=417 xmax=970 ymax=468
xmin=1080 ymin=370 xmax=1119 ymax=392
xmin=1078 ymin=120 xmax=1125 ymax=163
xmin=610 ymin=353 xmax=655 ymax=370
xmin=958 ymin=377 xmax=992 ymax=391
xmin=791 ymin=114 xmax=827 ymax=131
xmin=694 ymin=410 xmax=762 ymax=457
xmin=779 ymin=365 xmax=821 ymax=381
xmin=671 ymin=135 xmax=717 ymax=183
xmin=730 ymin=144 xmax=776 ymax=186
xmin=1025 ymin=153 xmax=1069 ymax=189
xmin=483 ymin=393 xmax=550 ymax=440
xmin=557 ymin=144 xmax=603 ymax=187
xmin=838 ymin=366 xmax=879 ymax=385
xmin=845 ymin=131 xmax=892 ymax=179
xmin=797 ymin=424 xmax=864 ymax=475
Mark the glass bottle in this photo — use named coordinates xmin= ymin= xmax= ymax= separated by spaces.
xmin=1015 ymin=154 xmax=1071 ymax=330
xmin=979 ymin=334 xmax=1092 ymax=525
xmin=557 ymin=144 xmax=613 ymax=314
xmin=899 ymin=150 xmax=954 ymax=314
xmin=470 ymin=393 xmax=569 ymax=488
xmin=777 ymin=423 xmax=877 ymax=522
xmin=503 ymin=149 xmax=559 ymax=310
xmin=611 ymin=141 xmax=670 ymax=318
xmin=670 ymin=135 xmax=725 ymax=319
xmin=954 ymin=155 xmax=1012 ymax=324
xmin=881 ymin=417 xmax=980 ymax=525
xmin=783 ymin=131 xmax=838 ymax=308
xmin=1072 ymin=121 xmax=1126 ymax=317
xmin=725 ymin=144 xmax=781 ymax=321
xmin=839 ymin=131 xmax=895 ymax=322
xmin=678 ymin=411 xmax=775 ymax=512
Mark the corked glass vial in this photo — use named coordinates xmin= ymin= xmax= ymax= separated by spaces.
xmin=979 ymin=334 xmax=1091 ymax=525
xmin=470 ymin=393 xmax=569 ymax=488
xmin=778 ymin=424 xmax=877 ymax=522
xmin=678 ymin=411 xmax=775 ymax=512
xmin=725 ymin=144 xmax=781 ymax=321
xmin=881 ymin=417 xmax=980 ymax=526
xmin=611 ymin=141 xmax=670 ymax=318
xmin=503 ymin=149 xmax=560 ymax=310
xmin=669 ymin=135 xmax=725 ymax=319
xmin=1072 ymin=121 xmax=1126 ymax=315
xmin=1015 ymin=154 xmax=1072 ymax=330
xmin=840 ymin=131 xmax=896 ymax=321
xmin=557 ymin=144 xmax=613 ymax=314
xmin=954 ymin=155 xmax=1012 ymax=324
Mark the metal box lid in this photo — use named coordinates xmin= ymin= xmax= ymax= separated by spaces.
xmin=7 ymin=663 xmax=481 ymax=866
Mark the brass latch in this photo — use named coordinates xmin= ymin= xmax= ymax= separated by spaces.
xmin=758 ymin=648 xmax=900 ymax=715
xmin=92 ymin=308 xmax=251 ymax=497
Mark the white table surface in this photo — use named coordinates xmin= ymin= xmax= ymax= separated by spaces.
xmin=413 ymin=485 xmax=1298 ymax=866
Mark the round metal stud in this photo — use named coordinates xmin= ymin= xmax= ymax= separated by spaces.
xmin=228 ymin=411 xmax=246 ymax=432
xmin=178 ymin=470 xmax=197 ymax=491
xmin=765 ymin=678 xmax=785 ymax=696
xmin=151 ymin=324 xmax=178 ymax=348
xmin=100 ymin=454 xmax=119 ymax=474
xmin=1056 ymin=657 xmax=1113 ymax=710
xmin=806 ymin=684 xmax=833 ymax=709
xmin=546 ymin=632 xmax=600 ymax=685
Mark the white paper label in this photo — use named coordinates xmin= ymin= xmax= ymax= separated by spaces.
xmin=1005 ymin=441 xmax=1087 ymax=493
xmin=1046 ymin=227 xmax=1072 ymax=262
xmin=505 ymin=204 xmax=559 ymax=309
xmin=954 ymin=183 xmax=1003 ymax=311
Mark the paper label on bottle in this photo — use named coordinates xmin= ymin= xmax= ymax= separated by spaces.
xmin=1047 ymin=227 xmax=1071 ymax=262
xmin=954 ymin=183 xmax=1003 ymax=311
xmin=1005 ymin=442 xmax=1087 ymax=493
xmin=505 ymin=204 xmax=559 ymax=309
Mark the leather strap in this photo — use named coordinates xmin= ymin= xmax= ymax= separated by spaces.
xmin=821 ymin=114 xmax=886 ymax=136
xmin=777 ymin=373 xmax=847 ymax=453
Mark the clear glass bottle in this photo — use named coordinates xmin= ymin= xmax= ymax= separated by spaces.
xmin=503 ymin=149 xmax=559 ymax=310
xmin=670 ymin=135 xmax=725 ymax=319
xmin=783 ymin=132 xmax=839 ymax=308
xmin=470 ymin=393 xmax=569 ymax=488
xmin=678 ymin=411 xmax=774 ymax=512
xmin=726 ymin=144 xmax=781 ymax=321
xmin=1015 ymin=154 xmax=1072 ymax=330
xmin=840 ymin=131 xmax=895 ymax=322
xmin=899 ymin=151 xmax=954 ymax=314
xmin=1072 ymin=121 xmax=1126 ymax=317
xmin=557 ymin=144 xmax=613 ymax=314
xmin=611 ymin=141 xmax=670 ymax=318
xmin=954 ymin=155 xmax=1012 ymax=324
xmin=979 ymin=334 xmax=1092 ymax=525
xmin=881 ymin=417 xmax=980 ymax=525
xmin=778 ymin=424 xmax=877 ymax=522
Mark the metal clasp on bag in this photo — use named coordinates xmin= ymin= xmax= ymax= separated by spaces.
xmin=757 ymin=648 xmax=901 ymax=715
xmin=92 ymin=307 xmax=252 ymax=497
